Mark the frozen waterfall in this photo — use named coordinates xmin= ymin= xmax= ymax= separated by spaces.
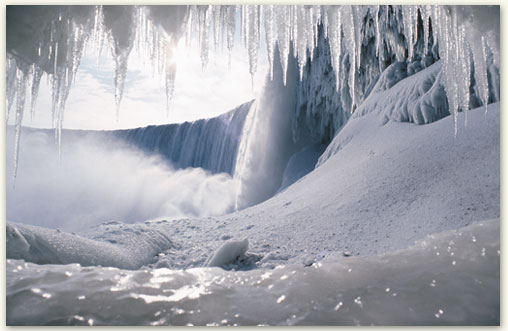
xmin=6 ymin=6 xmax=500 ymax=178
xmin=113 ymin=100 xmax=252 ymax=176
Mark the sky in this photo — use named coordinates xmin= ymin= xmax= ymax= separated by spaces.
xmin=20 ymin=23 xmax=269 ymax=130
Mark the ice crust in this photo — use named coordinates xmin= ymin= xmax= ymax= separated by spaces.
xmin=7 ymin=222 xmax=174 ymax=270
xmin=6 ymin=219 xmax=499 ymax=325
xmin=113 ymin=100 xmax=252 ymax=176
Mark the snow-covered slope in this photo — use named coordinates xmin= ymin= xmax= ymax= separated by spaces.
xmin=7 ymin=219 xmax=499 ymax=325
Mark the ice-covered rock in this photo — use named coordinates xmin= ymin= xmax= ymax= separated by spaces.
xmin=206 ymin=239 xmax=249 ymax=268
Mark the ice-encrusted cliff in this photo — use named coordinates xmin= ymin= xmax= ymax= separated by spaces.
xmin=292 ymin=6 xmax=499 ymax=147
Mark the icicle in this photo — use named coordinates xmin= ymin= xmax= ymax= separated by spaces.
xmin=225 ymin=5 xmax=236 ymax=69
xmin=241 ymin=6 xmax=246 ymax=47
xmin=186 ymin=6 xmax=195 ymax=48
xmin=113 ymin=51 xmax=128 ymax=119
xmin=312 ymin=5 xmax=321 ymax=50
xmin=263 ymin=5 xmax=275 ymax=80
xmin=244 ymin=5 xmax=260 ymax=83
xmin=326 ymin=6 xmax=342 ymax=92
xmin=30 ymin=65 xmax=43 ymax=119
xmin=322 ymin=6 xmax=329 ymax=39
xmin=53 ymin=42 xmax=59 ymax=76
xmin=304 ymin=6 xmax=315 ymax=63
xmin=199 ymin=5 xmax=211 ymax=70
xmin=341 ymin=5 xmax=356 ymax=111
xmin=103 ymin=6 xmax=137 ymax=118
xmin=12 ymin=68 xmax=28 ymax=183
xmin=352 ymin=6 xmax=364 ymax=72
xmin=6 ymin=56 xmax=18 ymax=123
xmin=93 ymin=6 xmax=106 ymax=67
xmin=275 ymin=6 xmax=290 ymax=86
xmin=375 ymin=5 xmax=381 ymax=58
xmin=296 ymin=6 xmax=308 ymax=80
xmin=458 ymin=24 xmax=471 ymax=125
xmin=212 ymin=5 xmax=221 ymax=51
xmin=402 ymin=6 xmax=415 ymax=61
xmin=471 ymin=36 xmax=489 ymax=113
xmin=422 ymin=5 xmax=431 ymax=56
xmin=485 ymin=31 xmax=499 ymax=69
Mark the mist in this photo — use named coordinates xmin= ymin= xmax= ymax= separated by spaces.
xmin=6 ymin=128 xmax=236 ymax=232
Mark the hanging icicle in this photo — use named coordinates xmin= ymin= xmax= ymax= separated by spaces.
xmin=5 ymin=5 xmax=500 ymax=179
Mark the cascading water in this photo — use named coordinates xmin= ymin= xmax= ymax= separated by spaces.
xmin=113 ymin=101 xmax=252 ymax=176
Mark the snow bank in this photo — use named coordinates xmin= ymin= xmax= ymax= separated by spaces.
xmin=277 ymin=144 xmax=326 ymax=193
xmin=7 ymin=219 xmax=499 ymax=325
xmin=352 ymin=61 xmax=449 ymax=124
xmin=6 ymin=221 xmax=174 ymax=270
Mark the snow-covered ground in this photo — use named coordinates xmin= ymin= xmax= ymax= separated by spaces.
xmin=7 ymin=219 xmax=499 ymax=325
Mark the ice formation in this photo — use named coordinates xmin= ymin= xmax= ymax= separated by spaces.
xmin=113 ymin=100 xmax=253 ymax=175
xmin=6 ymin=219 xmax=500 ymax=325
xmin=206 ymin=238 xmax=249 ymax=268
xmin=6 ymin=5 xmax=499 ymax=178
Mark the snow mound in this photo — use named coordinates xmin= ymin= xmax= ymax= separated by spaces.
xmin=206 ymin=239 xmax=249 ymax=268
xmin=353 ymin=61 xmax=449 ymax=125
xmin=6 ymin=222 xmax=174 ymax=270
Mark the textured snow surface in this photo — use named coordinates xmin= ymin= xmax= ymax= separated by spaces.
xmin=7 ymin=221 xmax=174 ymax=270
xmin=7 ymin=103 xmax=499 ymax=270
xmin=7 ymin=219 xmax=499 ymax=325
xmin=277 ymin=144 xmax=326 ymax=193
xmin=352 ymin=61 xmax=448 ymax=125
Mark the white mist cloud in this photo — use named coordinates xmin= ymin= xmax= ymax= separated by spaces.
xmin=6 ymin=129 xmax=236 ymax=232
